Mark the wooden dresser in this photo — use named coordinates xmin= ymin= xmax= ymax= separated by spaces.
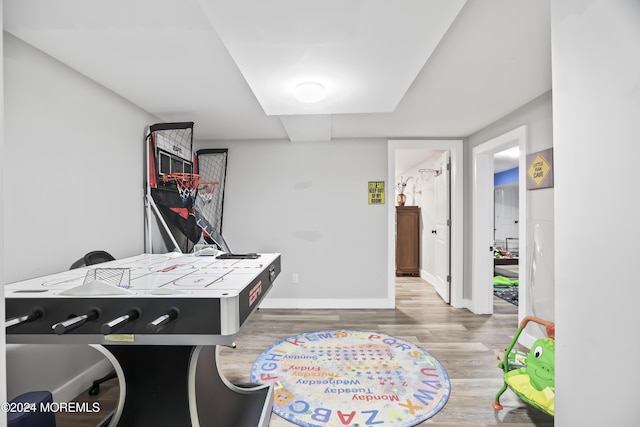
xmin=396 ymin=206 xmax=420 ymax=276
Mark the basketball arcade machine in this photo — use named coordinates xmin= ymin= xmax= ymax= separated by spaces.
xmin=5 ymin=122 xmax=281 ymax=426
xmin=145 ymin=121 xmax=225 ymax=254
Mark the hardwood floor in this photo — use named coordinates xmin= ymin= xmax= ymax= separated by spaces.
xmin=56 ymin=277 xmax=553 ymax=426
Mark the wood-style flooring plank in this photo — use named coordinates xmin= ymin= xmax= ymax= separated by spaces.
xmin=55 ymin=277 xmax=553 ymax=426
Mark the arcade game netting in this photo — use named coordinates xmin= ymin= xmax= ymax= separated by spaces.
xmin=145 ymin=122 xmax=228 ymax=253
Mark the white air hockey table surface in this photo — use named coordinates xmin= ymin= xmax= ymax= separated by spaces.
xmin=5 ymin=252 xmax=280 ymax=345
xmin=5 ymin=251 xmax=281 ymax=427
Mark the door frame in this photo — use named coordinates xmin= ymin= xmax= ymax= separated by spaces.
xmin=388 ymin=139 xmax=464 ymax=308
xmin=471 ymin=126 xmax=527 ymax=315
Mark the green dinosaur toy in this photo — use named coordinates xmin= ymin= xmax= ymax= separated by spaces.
xmin=493 ymin=317 xmax=555 ymax=416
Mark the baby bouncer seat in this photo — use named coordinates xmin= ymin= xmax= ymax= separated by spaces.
xmin=493 ymin=316 xmax=555 ymax=416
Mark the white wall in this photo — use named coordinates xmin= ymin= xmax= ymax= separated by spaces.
xmin=466 ymin=91 xmax=554 ymax=305
xmin=194 ymin=138 xmax=390 ymax=308
xmin=3 ymin=33 xmax=157 ymax=282
xmin=3 ymin=33 xmax=158 ymax=402
xmin=551 ymin=1 xmax=640 ymax=424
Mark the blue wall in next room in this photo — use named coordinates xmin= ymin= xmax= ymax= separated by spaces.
xmin=494 ymin=167 xmax=518 ymax=186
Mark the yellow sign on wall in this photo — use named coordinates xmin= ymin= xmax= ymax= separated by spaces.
xmin=527 ymin=154 xmax=551 ymax=185
xmin=526 ymin=148 xmax=554 ymax=190
xmin=368 ymin=181 xmax=385 ymax=204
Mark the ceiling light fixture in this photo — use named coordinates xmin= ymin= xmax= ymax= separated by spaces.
xmin=293 ymin=82 xmax=326 ymax=103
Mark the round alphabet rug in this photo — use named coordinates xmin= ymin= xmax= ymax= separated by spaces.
xmin=251 ymin=330 xmax=450 ymax=427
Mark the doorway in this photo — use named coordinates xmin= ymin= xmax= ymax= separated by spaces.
xmin=387 ymin=140 xmax=464 ymax=308
xmin=493 ymin=148 xmax=520 ymax=309
xmin=471 ymin=126 xmax=527 ymax=316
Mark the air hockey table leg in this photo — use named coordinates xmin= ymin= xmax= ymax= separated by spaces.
xmin=101 ymin=345 xmax=194 ymax=426
xmin=94 ymin=345 xmax=273 ymax=427
xmin=190 ymin=346 xmax=274 ymax=427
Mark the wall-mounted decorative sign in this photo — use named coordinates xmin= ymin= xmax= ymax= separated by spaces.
xmin=526 ymin=148 xmax=554 ymax=190
xmin=368 ymin=181 xmax=385 ymax=204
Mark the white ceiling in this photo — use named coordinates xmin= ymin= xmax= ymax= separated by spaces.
xmin=494 ymin=146 xmax=520 ymax=174
xmin=3 ymin=0 xmax=551 ymax=155
xmin=198 ymin=0 xmax=467 ymax=116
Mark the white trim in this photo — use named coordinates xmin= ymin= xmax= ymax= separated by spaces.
xmin=52 ymin=357 xmax=115 ymax=404
xmin=471 ymin=126 xmax=528 ymax=319
xmin=420 ymin=269 xmax=436 ymax=286
xmin=51 ymin=359 xmax=113 ymax=402
xmin=388 ymin=140 xmax=464 ymax=308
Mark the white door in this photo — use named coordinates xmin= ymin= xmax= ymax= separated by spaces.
xmin=494 ymin=185 xmax=519 ymax=243
xmin=433 ymin=151 xmax=451 ymax=303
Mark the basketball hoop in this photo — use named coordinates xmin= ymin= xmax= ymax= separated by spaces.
xmin=197 ymin=180 xmax=218 ymax=204
xmin=163 ymin=173 xmax=201 ymax=201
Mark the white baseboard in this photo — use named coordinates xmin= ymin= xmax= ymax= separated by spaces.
xmin=461 ymin=298 xmax=474 ymax=312
xmin=6 ymin=344 xmax=115 ymax=403
xmin=420 ymin=270 xmax=436 ymax=285
xmin=52 ymin=358 xmax=114 ymax=403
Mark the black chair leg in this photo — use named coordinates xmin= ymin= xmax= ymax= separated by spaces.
xmin=88 ymin=369 xmax=117 ymax=396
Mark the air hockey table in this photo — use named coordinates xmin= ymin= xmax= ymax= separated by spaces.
xmin=5 ymin=251 xmax=281 ymax=426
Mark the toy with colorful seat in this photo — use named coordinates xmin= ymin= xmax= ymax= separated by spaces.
xmin=492 ymin=316 xmax=555 ymax=416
